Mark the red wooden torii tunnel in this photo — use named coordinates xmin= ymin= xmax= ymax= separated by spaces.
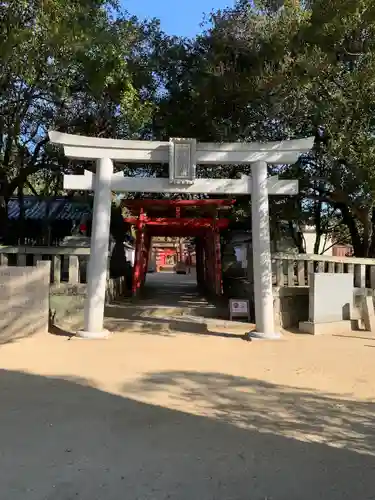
xmin=122 ymin=199 xmax=235 ymax=297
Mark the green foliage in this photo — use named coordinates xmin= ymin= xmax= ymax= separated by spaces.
xmin=153 ymin=0 xmax=375 ymax=256
xmin=0 ymin=0 xmax=157 ymax=183
xmin=0 ymin=0 xmax=160 ymax=238
xmin=3 ymin=0 xmax=375 ymax=256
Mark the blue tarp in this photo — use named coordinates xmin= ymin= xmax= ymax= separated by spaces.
xmin=7 ymin=198 xmax=91 ymax=221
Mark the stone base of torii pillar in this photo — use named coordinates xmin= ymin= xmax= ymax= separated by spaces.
xmin=77 ymin=329 xmax=111 ymax=340
xmin=247 ymin=331 xmax=282 ymax=340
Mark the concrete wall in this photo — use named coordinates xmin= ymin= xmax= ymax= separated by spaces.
xmin=49 ymin=284 xmax=86 ymax=328
xmin=303 ymin=230 xmax=333 ymax=255
xmin=0 ymin=245 xmax=129 ymax=333
xmin=273 ymin=286 xmax=309 ymax=330
xmin=0 ymin=262 xmax=50 ymax=344
xmin=49 ymin=276 xmax=127 ymax=331
xmin=271 ymin=228 xmax=333 ymax=255
xmin=233 ymin=230 xmax=333 ymax=272
xmin=222 ymin=270 xmax=309 ymax=329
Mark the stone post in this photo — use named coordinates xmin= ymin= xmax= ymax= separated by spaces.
xmin=250 ymin=161 xmax=279 ymax=339
xmin=81 ymin=157 xmax=113 ymax=339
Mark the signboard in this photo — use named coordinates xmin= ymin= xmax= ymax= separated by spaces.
xmin=169 ymin=138 xmax=196 ymax=185
xmin=229 ymin=299 xmax=250 ymax=322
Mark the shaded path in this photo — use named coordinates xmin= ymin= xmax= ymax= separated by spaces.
xmin=109 ymin=272 xmax=226 ymax=319
xmin=1 ymin=369 xmax=375 ymax=500
xmin=103 ymin=271 xmax=239 ymax=337
xmin=142 ymin=271 xmax=205 ymax=307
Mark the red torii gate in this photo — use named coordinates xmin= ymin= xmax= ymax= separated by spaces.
xmin=122 ymin=199 xmax=235 ymax=296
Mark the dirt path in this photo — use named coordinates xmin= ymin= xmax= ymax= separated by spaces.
xmin=0 ymin=326 xmax=375 ymax=499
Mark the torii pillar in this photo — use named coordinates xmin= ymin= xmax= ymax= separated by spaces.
xmin=83 ymin=158 xmax=113 ymax=338
xmin=250 ymin=161 xmax=275 ymax=339
xmin=49 ymin=131 xmax=314 ymax=339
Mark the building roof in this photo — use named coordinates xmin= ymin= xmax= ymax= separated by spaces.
xmin=8 ymin=197 xmax=91 ymax=221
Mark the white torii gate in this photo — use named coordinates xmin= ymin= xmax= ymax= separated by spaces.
xmin=49 ymin=131 xmax=314 ymax=339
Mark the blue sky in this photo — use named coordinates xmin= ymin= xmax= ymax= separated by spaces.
xmin=121 ymin=0 xmax=236 ymax=37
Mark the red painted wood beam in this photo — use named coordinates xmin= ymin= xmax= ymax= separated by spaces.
xmin=146 ymin=227 xmax=229 ymax=236
xmin=148 ymin=231 xmax=209 ymax=237
xmin=122 ymin=199 xmax=236 ymax=207
xmin=124 ymin=217 xmax=229 ymax=228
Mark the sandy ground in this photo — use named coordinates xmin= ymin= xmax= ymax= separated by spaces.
xmin=1 ymin=274 xmax=375 ymax=499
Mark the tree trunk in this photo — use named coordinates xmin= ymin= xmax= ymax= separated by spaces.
xmin=367 ymin=208 xmax=375 ymax=257
xmin=0 ymin=195 xmax=8 ymax=242
xmin=18 ymin=186 xmax=25 ymax=245
xmin=313 ymin=233 xmax=322 ymax=254
xmin=338 ymin=203 xmax=364 ymax=256
xmin=287 ymin=221 xmax=305 ymax=253
xmin=313 ymin=198 xmax=322 ymax=254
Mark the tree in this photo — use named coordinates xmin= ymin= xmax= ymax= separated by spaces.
xmin=280 ymin=0 xmax=375 ymax=255
xmin=4 ymin=0 xmax=375 ymax=256
xmin=0 ymin=0 xmax=158 ymax=239
xmin=153 ymin=0 xmax=375 ymax=256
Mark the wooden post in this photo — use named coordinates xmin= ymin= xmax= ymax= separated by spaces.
xmin=208 ymin=233 xmax=213 ymax=294
xmin=132 ymin=208 xmax=145 ymax=296
xmin=195 ymin=238 xmax=203 ymax=288
xmin=213 ymin=213 xmax=222 ymax=295
xmin=214 ymin=229 xmax=222 ymax=294
xmin=203 ymin=235 xmax=209 ymax=291
xmin=142 ymin=233 xmax=151 ymax=283
xmin=209 ymin=230 xmax=216 ymax=295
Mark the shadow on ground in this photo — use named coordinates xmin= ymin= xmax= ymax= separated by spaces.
xmin=122 ymin=272 xmax=230 ymax=320
xmin=123 ymin=371 xmax=375 ymax=457
xmin=49 ymin=271 xmax=236 ymax=338
xmin=51 ymin=304 xmax=248 ymax=340
xmin=1 ymin=369 xmax=374 ymax=499
xmin=103 ymin=306 xmax=250 ymax=339
xmin=48 ymin=322 xmax=75 ymax=339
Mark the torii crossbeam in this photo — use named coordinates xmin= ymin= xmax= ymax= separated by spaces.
xmin=63 ymin=169 xmax=299 ymax=195
xmin=49 ymin=131 xmax=314 ymax=340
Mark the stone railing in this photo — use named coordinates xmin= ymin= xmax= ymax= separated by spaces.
xmin=0 ymin=245 xmax=129 ymax=324
xmin=0 ymin=245 xmax=90 ymax=287
xmin=272 ymin=253 xmax=375 ymax=289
